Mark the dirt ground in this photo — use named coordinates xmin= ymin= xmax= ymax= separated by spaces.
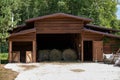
xmin=4 ymin=62 xmax=120 ymax=80
xmin=0 ymin=64 xmax=18 ymax=80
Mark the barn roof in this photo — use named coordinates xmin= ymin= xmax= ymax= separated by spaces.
xmin=25 ymin=13 xmax=92 ymax=24
xmin=8 ymin=13 xmax=120 ymax=39
xmin=85 ymin=24 xmax=120 ymax=33
xmin=83 ymin=28 xmax=120 ymax=39
xmin=10 ymin=28 xmax=36 ymax=37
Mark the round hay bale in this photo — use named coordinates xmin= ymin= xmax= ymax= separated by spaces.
xmin=49 ymin=49 xmax=62 ymax=61
xmin=38 ymin=50 xmax=50 ymax=61
xmin=63 ymin=49 xmax=77 ymax=61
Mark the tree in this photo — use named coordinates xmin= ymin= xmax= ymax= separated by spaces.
xmin=0 ymin=0 xmax=119 ymax=53
xmin=0 ymin=0 xmax=21 ymax=53
xmin=0 ymin=0 xmax=21 ymax=37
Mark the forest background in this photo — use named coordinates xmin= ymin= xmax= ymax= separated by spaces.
xmin=0 ymin=0 xmax=120 ymax=53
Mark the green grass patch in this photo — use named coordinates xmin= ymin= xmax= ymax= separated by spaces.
xmin=0 ymin=53 xmax=8 ymax=60
xmin=0 ymin=53 xmax=8 ymax=64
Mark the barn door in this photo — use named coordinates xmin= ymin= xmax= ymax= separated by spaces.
xmin=12 ymin=51 xmax=20 ymax=62
xmin=26 ymin=51 xmax=32 ymax=63
xmin=93 ymin=41 xmax=103 ymax=61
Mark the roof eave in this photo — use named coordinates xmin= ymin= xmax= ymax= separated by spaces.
xmin=83 ymin=28 xmax=120 ymax=39
xmin=25 ymin=13 xmax=92 ymax=23
xmin=86 ymin=24 xmax=120 ymax=32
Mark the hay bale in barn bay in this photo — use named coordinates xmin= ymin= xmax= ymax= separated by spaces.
xmin=49 ymin=49 xmax=62 ymax=61
xmin=38 ymin=50 xmax=50 ymax=61
xmin=63 ymin=49 xmax=77 ymax=61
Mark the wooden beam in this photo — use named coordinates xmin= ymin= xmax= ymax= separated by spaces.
xmin=84 ymin=29 xmax=120 ymax=39
xmin=32 ymin=40 xmax=36 ymax=62
xmin=81 ymin=33 xmax=84 ymax=62
xmin=9 ymin=41 xmax=12 ymax=62
xmin=78 ymin=34 xmax=81 ymax=60
xmin=10 ymin=28 xmax=36 ymax=37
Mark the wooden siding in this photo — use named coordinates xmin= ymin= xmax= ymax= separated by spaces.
xmin=83 ymin=31 xmax=103 ymax=40
xmin=9 ymin=32 xmax=36 ymax=41
xmin=93 ymin=41 xmax=103 ymax=61
xmin=35 ymin=19 xmax=84 ymax=34
xmin=103 ymin=38 xmax=120 ymax=54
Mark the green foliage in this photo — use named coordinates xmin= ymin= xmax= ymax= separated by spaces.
xmin=0 ymin=41 xmax=8 ymax=53
xmin=0 ymin=53 xmax=8 ymax=60
xmin=103 ymin=37 xmax=110 ymax=44
xmin=0 ymin=0 xmax=21 ymax=33
xmin=0 ymin=0 xmax=119 ymax=53
xmin=0 ymin=0 xmax=119 ymax=33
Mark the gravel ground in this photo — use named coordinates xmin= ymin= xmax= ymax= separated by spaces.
xmin=4 ymin=62 xmax=120 ymax=80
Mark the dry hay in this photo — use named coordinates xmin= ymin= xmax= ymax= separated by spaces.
xmin=0 ymin=64 xmax=18 ymax=80
xmin=19 ymin=65 xmax=38 ymax=70
xmin=49 ymin=49 xmax=62 ymax=61
xmin=70 ymin=69 xmax=85 ymax=72
xmin=38 ymin=50 xmax=50 ymax=61
xmin=63 ymin=49 xmax=77 ymax=61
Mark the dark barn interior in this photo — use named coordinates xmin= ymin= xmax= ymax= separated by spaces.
xmin=12 ymin=42 xmax=32 ymax=62
xmin=36 ymin=34 xmax=79 ymax=60
xmin=83 ymin=41 xmax=93 ymax=61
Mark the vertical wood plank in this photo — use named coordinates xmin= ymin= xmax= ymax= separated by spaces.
xmin=33 ymin=40 xmax=36 ymax=62
xmin=81 ymin=33 xmax=84 ymax=62
xmin=93 ymin=41 xmax=103 ymax=61
xmin=9 ymin=41 xmax=12 ymax=62
xmin=78 ymin=34 xmax=81 ymax=60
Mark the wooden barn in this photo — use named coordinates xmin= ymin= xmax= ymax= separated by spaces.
xmin=8 ymin=13 xmax=120 ymax=63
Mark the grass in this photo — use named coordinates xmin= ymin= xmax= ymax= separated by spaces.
xmin=19 ymin=65 xmax=38 ymax=71
xmin=0 ymin=53 xmax=8 ymax=64
xmin=70 ymin=69 xmax=85 ymax=72
xmin=0 ymin=53 xmax=8 ymax=60
xmin=0 ymin=64 xmax=18 ymax=80
xmin=0 ymin=53 xmax=16 ymax=80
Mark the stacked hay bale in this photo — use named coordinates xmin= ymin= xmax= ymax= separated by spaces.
xmin=38 ymin=50 xmax=50 ymax=61
xmin=49 ymin=49 xmax=62 ymax=61
xmin=63 ymin=49 xmax=77 ymax=61
xmin=38 ymin=48 xmax=77 ymax=62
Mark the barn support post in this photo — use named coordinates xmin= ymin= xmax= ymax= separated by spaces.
xmin=81 ymin=33 xmax=84 ymax=62
xmin=9 ymin=41 xmax=12 ymax=62
xmin=78 ymin=34 xmax=81 ymax=60
xmin=33 ymin=40 xmax=36 ymax=62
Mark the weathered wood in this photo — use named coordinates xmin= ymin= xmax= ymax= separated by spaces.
xmin=12 ymin=51 xmax=20 ymax=62
xmin=37 ymin=30 xmax=82 ymax=34
xmin=10 ymin=28 xmax=36 ymax=37
xmin=9 ymin=41 xmax=12 ymax=62
xmin=9 ymin=32 xmax=36 ymax=41
xmin=83 ymin=31 xmax=103 ymax=41
xmin=84 ymin=29 xmax=120 ymax=39
xmin=33 ymin=40 xmax=36 ymax=62
xmin=26 ymin=13 xmax=92 ymax=23
xmin=26 ymin=51 xmax=32 ymax=63
xmin=81 ymin=33 xmax=84 ymax=62
xmin=78 ymin=34 xmax=81 ymax=60
xmin=35 ymin=19 xmax=84 ymax=24
xmin=103 ymin=38 xmax=120 ymax=54
xmin=35 ymin=19 xmax=84 ymax=34
xmin=36 ymin=24 xmax=83 ymax=30
xmin=93 ymin=41 xmax=103 ymax=61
